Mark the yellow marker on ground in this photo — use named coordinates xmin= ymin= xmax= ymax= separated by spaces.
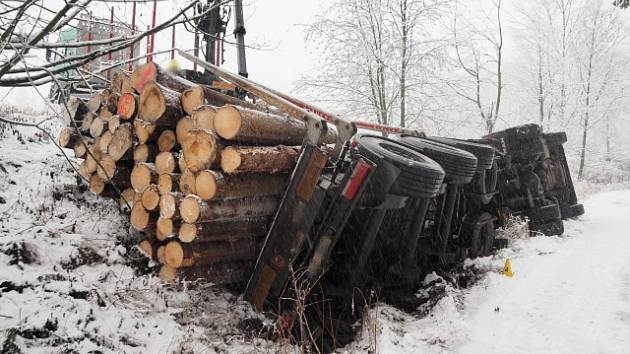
xmin=501 ymin=258 xmax=513 ymax=277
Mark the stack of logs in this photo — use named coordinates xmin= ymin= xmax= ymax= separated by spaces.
xmin=57 ymin=62 xmax=335 ymax=285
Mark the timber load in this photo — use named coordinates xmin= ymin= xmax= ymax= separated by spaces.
xmin=56 ymin=64 xmax=326 ymax=286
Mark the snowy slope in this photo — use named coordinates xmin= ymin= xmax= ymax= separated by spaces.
xmin=0 ymin=119 xmax=281 ymax=353
xmin=344 ymin=191 xmax=630 ymax=354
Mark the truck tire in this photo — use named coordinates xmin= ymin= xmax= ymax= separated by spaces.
xmin=462 ymin=212 xmax=496 ymax=258
xmin=400 ymin=136 xmax=478 ymax=184
xmin=426 ymin=136 xmax=496 ymax=171
xmin=530 ymin=219 xmax=564 ymax=236
xmin=560 ymin=203 xmax=584 ymax=219
xmin=543 ymin=132 xmax=567 ymax=147
xmin=525 ymin=203 xmax=561 ymax=224
xmin=356 ymin=134 xmax=445 ymax=198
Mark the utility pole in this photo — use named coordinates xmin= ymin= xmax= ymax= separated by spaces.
xmin=233 ymin=0 xmax=248 ymax=77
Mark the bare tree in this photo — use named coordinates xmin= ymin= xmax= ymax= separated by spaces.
xmin=450 ymin=0 xmax=503 ymax=133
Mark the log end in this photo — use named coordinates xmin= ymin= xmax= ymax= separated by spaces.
xmin=220 ymin=147 xmax=241 ymax=173
xmin=130 ymin=62 xmax=157 ymax=93
xmin=214 ymin=105 xmax=242 ymax=140
xmin=130 ymin=203 xmax=150 ymax=230
xmin=117 ymin=93 xmax=137 ymax=120
xmin=155 ymin=152 xmax=177 ymax=175
xmin=181 ymin=129 xmax=217 ymax=173
xmin=138 ymin=81 xmax=166 ymax=122
xmin=89 ymin=174 xmax=105 ymax=195
xmin=181 ymin=86 xmax=206 ymax=116
xmin=157 ymin=130 xmax=177 ymax=152
xmin=159 ymin=193 xmax=177 ymax=219
xmin=179 ymin=195 xmax=200 ymax=224
xmin=195 ymin=170 xmax=217 ymax=200
xmin=179 ymin=170 xmax=197 ymax=195
xmin=156 ymin=217 xmax=174 ymax=241
xmin=131 ymin=163 xmax=152 ymax=193
xmin=96 ymin=155 xmax=116 ymax=181
xmin=141 ymin=185 xmax=160 ymax=211
xmin=178 ymin=223 xmax=197 ymax=243
xmin=159 ymin=265 xmax=177 ymax=282
xmin=157 ymin=174 xmax=174 ymax=195
xmin=164 ymin=240 xmax=184 ymax=268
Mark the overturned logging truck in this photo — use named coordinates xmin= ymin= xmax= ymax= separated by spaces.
xmin=58 ymin=51 xmax=584 ymax=351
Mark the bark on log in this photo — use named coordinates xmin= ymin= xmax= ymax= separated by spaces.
xmin=141 ymin=184 xmax=160 ymax=211
xmin=138 ymin=81 xmax=183 ymax=126
xmin=106 ymin=92 xmax=120 ymax=114
xmin=117 ymin=93 xmax=138 ymax=120
xmin=220 ymin=145 xmax=300 ymax=174
xmin=108 ymin=123 xmax=134 ymax=161
xmin=214 ymin=105 xmax=337 ymax=145
xmin=130 ymin=163 xmax=158 ymax=193
xmin=194 ymin=170 xmax=288 ymax=201
xmin=181 ymin=129 xmax=219 ymax=173
xmin=159 ymin=262 xmax=251 ymax=284
xmin=58 ymin=127 xmax=81 ymax=148
xmin=178 ymin=170 xmax=197 ymax=195
xmin=133 ymin=143 xmax=159 ymax=163
xmin=177 ymin=216 xmax=269 ymax=243
xmin=155 ymin=151 xmax=179 ymax=175
xmin=157 ymin=130 xmax=178 ymax=152
xmin=163 ymin=238 xmax=258 ymax=268
xmin=179 ymin=194 xmax=280 ymax=224
xmin=63 ymin=97 xmax=88 ymax=125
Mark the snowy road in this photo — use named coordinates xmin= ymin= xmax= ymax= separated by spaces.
xmin=347 ymin=190 xmax=630 ymax=354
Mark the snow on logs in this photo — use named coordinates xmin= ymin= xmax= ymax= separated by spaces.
xmin=57 ymin=62 xmax=309 ymax=285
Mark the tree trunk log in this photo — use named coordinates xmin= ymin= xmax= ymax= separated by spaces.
xmin=117 ymin=93 xmax=138 ymax=120
xmin=159 ymin=192 xmax=184 ymax=219
xmin=177 ymin=216 xmax=269 ymax=243
xmin=137 ymin=239 xmax=161 ymax=262
xmin=98 ymin=131 xmax=113 ymax=154
xmin=58 ymin=127 xmax=81 ymax=148
xmin=108 ymin=116 xmax=120 ymax=134
xmin=64 ymin=97 xmax=88 ymax=125
xmin=195 ymin=170 xmax=288 ymax=201
xmin=86 ymin=94 xmax=101 ymax=114
xmin=130 ymin=163 xmax=158 ymax=193
xmin=179 ymin=170 xmax=197 ymax=195
xmin=133 ymin=143 xmax=159 ymax=163
xmin=141 ymin=184 xmax=161 ymax=211
xmin=181 ymin=129 xmax=219 ymax=173
xmin=175 ymin=116 xmax=194 ymax=144
xmin=179 ymin=194 xmax=280 ymax=224
xmin=108 ymin=123 xmax=134 ymax=161
xmin=155 ymin=151 xmax=179 ymax=175
xmin=89 ymin=174 xmax=119 ymax=198
xmin=119 ymin=188 xmax=137 ymax=212
xmin=130 ymin=203 xmax=157 ymax=232
xmin=89 ymin=117 xmax=108 ymax=138
xmin=80 ymin=112 xmax=95 ymax=133
xmin=220 ymin=145 xmax=300 ymax=174
xmin=157 ymin=129 xmax=178 ymax=152
xmin=138 ymin=81 xmax=183 ymax=126
xmin=159 ymin=262 xmax=251 ymax=284
xmin=158 ymin=173 xmax=180 ymax=195
xmin=191 ymin=105 xmax=215 ymax=130
xmin=163 ymin=238 xmax=258 ymax=268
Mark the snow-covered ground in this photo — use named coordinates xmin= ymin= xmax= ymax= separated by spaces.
xmin=1 ymin=112 xmax=629 ymax=353
xmin=346 ymin=191 xmax=630 ymax=354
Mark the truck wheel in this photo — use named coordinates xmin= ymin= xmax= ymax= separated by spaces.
xmin=525 ymin=203 xmax=561 ymax=224
xmin=543 ymin=132 xmax=567 ymax=146
xmin=356 ymin=134 xmax=445 ymax=198
xmin=462 ymin=212 xmax=495 ymax=258
xmin=560 ymin=203 xmax=584 ymax=219
xmin=400 ymin=136 xmax=478 ymax=184
xmin=530 ymin=219 xmax=564 ymax=236
xmin=426 ymin=136 xmax=496 ymax=171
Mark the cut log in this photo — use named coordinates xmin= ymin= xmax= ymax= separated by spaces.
xmin=181 ymin=129 xmax=219 ymax=173
xmin=86 ymin=94 xmax=101 ymax=113
xmin=121 ymin=77 xmax=135 ymax=94
xmin=220 ymin=145 xmax=300 ymax=174
xmin=175 ymin=116 xmax=194 ymax=144
xmin=58 ymin=127 xmax=81 ymax=148
xmin=98 ymin=131 xmax=113 ymax=153
xmin=96 ymin=154 xmax=115 ymax=180
xmin=130 ymin=163 xmax=158 ymax=193
xmin=90 ymin=117 xmax=108 ymax=138
xmin=130 ymin=62 xmax=259 ymax=109
xmin=156 ymin=217 xmax=178 ymax=241
xmin=141 ymin=184 xmax=160 ymax=211
xmin=157 ymin=173 xmax=179 ymax=195
xmin=134 ymin=120 xmax=163 ymax=144
xmin=99 ymin=106 xmax=114 ymax=120
xmin=83 ymin=144 xmax=103 ymax=175
xmin=178 ymin=153 xmax=187 ymax=173
xmin=163 ymin=238 xmax=258 ymax=268
xmin=130 ymin=203 xmax=156 ymax=232
xmin=73 ymin=141 xmax=88 ymax=158
xmin=179 ymin=194 xmax=280 ymax=224
xmin=195 ymin=170 xmax=288 ymax=201
xmin=181 ymin=86 xmax=206 ymax=116
xmin=117 ymin=93 xmax=138 ymax=120
xmin=133 ymin=143 xmax=159 ymax=163
xmin=97 ymin=156 xmax=131 ymax=187
xmin=178 ymin=216 xmax=269 ymax=243
xmin=89 ymin=175 xmax=118 ymax=198
xmin=214 ymin=105 xmax=336 ymax=145
xmin=159 ymin=192 xmax=184 ymax=219
xmin=178 ymin=170 xmax=197 ymax=195
xmin=137 ymin=239 xmax=160 ymax=262
xmin=111 ymin=71 xmax=126 ymax=93
xmin=100 ymin=88 xmax=112 ymax=107
xmin=157 ymin=130 xmax=178 ymax=152
xmin=190 ymin=105 xmax=215 ymax=130
xmin=106 ymin=92 xmax=120 ymax=114
xmin=80 ymin=112 xmax=95 ymax=132
xmin=159 ymin=262 xmax=250 ymax=284
xmin=138 ymin=81 xmax=183 ymax=126
xmin=108 ymin=115 xmax=120 ymax=134
xmin=108 ymin=123 xmax=134 ymax=161
xmin=155 ymin=151 xmax=179 ymax=175
xmin=119 ymin=188 xmax=137 ymax=211
xmin=63 ymin=97 xmax=88 ymax=125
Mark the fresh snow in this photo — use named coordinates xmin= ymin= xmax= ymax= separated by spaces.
xmin=2 ymin=114 xmax=629 ymax=353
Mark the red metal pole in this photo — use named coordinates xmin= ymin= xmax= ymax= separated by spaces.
xmin=193 ymin=32 xmax=199 ymax=71
xmin=146 ymin=25 xmax=151 ymax=63
xmin=149 ymin=0 xmax=157 ymax=62
xmin=129 ymin=1 xmax=136 ymax=71
xmin=171 ymin=25 xmax=176 ymax=60
xmin=107 ymin=6 xmax=114 ymax=79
